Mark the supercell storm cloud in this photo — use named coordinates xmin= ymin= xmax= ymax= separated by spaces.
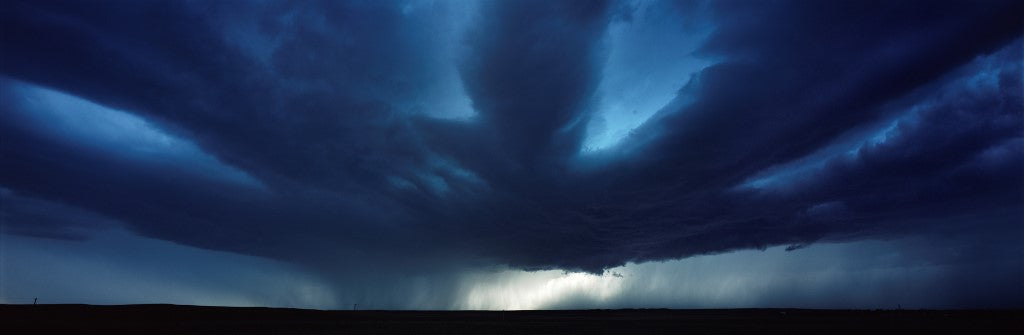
xmin=1 ymin=0 xmax=1022 ymax=308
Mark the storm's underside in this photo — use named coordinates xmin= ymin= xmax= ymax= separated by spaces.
xmin=1 ymin=0 xmax=1022 ymax=309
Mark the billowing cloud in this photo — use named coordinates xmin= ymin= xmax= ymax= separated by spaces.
xmin=1 ymin=0 xmax=1021 ymax=308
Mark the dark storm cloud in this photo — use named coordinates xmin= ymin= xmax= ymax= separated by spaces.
xmin=0 ymin=187 xmax=119 ymax=240
xmin=538 ymin=0 xmax=1024 ymax=271
xmin=1 ymin=0 xmax=448 ymax=263
xmin=1 ymin=0 xmax=1021 ymax=282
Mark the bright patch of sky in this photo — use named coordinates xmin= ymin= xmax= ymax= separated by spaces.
xmin=455 ymin=238 xmax=996 ymax=310
xmin=583 ymin=0 xmax=712 ymax=152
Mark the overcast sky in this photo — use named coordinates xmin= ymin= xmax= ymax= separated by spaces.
xmin=1 ymin=0 xmax=1022 ymax=309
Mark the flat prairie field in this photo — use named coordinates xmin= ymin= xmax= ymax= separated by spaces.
xmin=2 ymin=304 xmax=1021 ymax=334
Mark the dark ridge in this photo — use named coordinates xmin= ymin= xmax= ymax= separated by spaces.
xmin=2 ymin=304 xmax=1021 ymax=334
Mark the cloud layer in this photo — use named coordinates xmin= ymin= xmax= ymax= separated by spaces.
xmin=1 ymin=0 xmax=1021 ymax=306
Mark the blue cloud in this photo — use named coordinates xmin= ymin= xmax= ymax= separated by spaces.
xmin=1 ymin=0 xmax=1021 ymax=308
xmin=2 ymin=79 xmax=263 ymax=188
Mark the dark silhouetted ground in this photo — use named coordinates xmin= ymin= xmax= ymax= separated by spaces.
xmin=2 ymin=304 xmax=1021 ymax=334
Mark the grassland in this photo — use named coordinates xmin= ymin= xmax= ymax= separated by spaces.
xmin=2 ymin=304 xmax=1021 ymax=334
